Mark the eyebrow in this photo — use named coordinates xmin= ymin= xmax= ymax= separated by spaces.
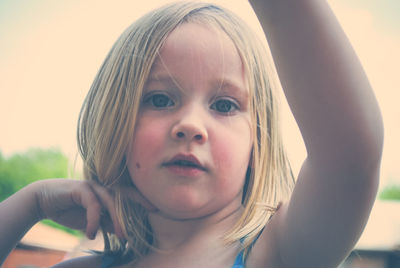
xmin=146 ymin=74 xmax=248 ymax=99
xmin=213 ymin=78 xmax=249 ymax=100
xmin=146 ymin=74 xmax=175 ymax=84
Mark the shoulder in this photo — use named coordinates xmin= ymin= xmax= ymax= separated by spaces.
xmin=51 ymin=254 xmax=104 ymax=268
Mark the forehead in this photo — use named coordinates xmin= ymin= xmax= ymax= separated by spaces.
xmin=149 ymin=22 xmax=246 ymax=90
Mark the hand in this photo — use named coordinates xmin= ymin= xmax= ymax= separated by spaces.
xmin=33 ymin=179 xmax=124 ymax=240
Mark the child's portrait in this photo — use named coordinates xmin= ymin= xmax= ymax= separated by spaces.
xmin=1 ymin=1 xmax=398 ymax=267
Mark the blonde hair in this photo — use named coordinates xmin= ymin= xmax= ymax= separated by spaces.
xmin=77 ymin=1 xmax=294 ymax=262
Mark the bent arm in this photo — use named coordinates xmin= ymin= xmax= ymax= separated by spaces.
xmin=249 ymin=0 xmax=384 ymax=267
xmin=0 ymin=179 xmax=123 ymax=266
xmin=0 ymin=183 xmax=42 ymax=264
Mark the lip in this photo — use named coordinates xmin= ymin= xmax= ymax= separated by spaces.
xmin=162 ymin=153 xmax=207 ymax=175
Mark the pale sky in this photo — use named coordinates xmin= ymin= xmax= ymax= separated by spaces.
xmin=0 ymin=0 xmax=399 ymax=188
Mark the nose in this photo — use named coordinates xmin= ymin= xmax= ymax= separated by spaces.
xmin=171 ymin=109 xmax=208 ymax=144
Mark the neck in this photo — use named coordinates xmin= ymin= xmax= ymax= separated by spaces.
xmin=147 ymin=199 xmax=243 ymax=251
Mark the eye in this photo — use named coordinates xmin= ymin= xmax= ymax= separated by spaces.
xmin=211 ymin=98 xmax=239 ymax=114
xmin=145 ymin=93 xmax=175 ymax=109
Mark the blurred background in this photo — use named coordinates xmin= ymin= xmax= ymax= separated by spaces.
xmin=1 ymin=0 xmax=399 ymax=267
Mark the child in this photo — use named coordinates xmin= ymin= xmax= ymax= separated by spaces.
xmin=0 ymin=1 xmax=383 ymax=267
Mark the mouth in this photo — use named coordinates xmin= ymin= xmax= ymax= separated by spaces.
xmin=163 ymin=154 xmax=207 ymax=171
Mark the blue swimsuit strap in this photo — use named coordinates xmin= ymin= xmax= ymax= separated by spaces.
xmin=231 ymin=249 xmax=245 ymax=268
xmin=231 ymin=228 xmax=264 ymax=268
xmin=100 ymin=229 xmax=263 ymax=268
xmin=100 ymin=254 xmax=116 ymax=268
xmin=101 ymin=251 xmax=245 ymax=268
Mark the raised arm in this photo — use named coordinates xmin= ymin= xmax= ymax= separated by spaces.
xmin=249 ymin=0 xmax=384 ymax=267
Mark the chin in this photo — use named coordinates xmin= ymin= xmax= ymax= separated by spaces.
xmin=154 ymin=203 xmax=210 ymax=220
xmin=151 ymin=199 xmax=237 ymax=222
xmin=152 ymin=209 xmax=214 ymax=222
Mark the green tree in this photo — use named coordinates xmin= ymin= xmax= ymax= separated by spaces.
xmin=0 ymin=148 xmax=68 ymax=201
xmin=0 ymin=148 xmax=83 ymax=236
xmin=379 ymin=184 xmax=400 ymax=201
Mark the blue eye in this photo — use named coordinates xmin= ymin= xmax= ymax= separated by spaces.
xmin=146 ymin=93 xmax=174 ymax=108
xmin=211 ymin=99 xmax=239 ymax=114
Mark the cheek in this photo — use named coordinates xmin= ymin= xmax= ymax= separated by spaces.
xmin=211 ymin=128 xmax=252 ymax=185
xmin=213 ymin=140 xmax=251 ymax=170
xmin=216 ymin=119 xmax=252 ymax=164
xmin=127 ymin=119 xmax=167 ymax=177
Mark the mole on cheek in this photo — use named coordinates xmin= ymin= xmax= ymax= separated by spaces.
xmin=136 ymin=162 xmax=141 ymax=169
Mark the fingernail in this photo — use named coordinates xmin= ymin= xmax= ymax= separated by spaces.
xmin=88 ymin=231 xmax=96 ymax=240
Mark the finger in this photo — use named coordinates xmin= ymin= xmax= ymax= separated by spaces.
xmin=89 ymin=182 xmax=125 ymax=239
xmin=72 ymin=183 xmax=102 ymax=239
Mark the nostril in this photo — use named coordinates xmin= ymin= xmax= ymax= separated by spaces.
xmin=176 ymin=132 xmax=184 ymax=138
xmin=194 ymin=134 xmax=202 ymax=140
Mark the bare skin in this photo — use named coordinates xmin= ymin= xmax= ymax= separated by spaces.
xmin=0 ymin=1 xmax=383 ymax=267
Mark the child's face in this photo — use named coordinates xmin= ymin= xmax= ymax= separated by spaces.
xmin=127 ymin=23 xmax=252 ymax=219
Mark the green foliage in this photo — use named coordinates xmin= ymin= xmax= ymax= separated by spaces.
xmin=0 ymin=148 xmax=83 ymax=236
xmin=379 ymin=184 xmax=400 ymax=201
xmin=0 ymin=148 xmax=69 ymax=201
xmin=41 ymin=219 xmax=83 ymax=237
